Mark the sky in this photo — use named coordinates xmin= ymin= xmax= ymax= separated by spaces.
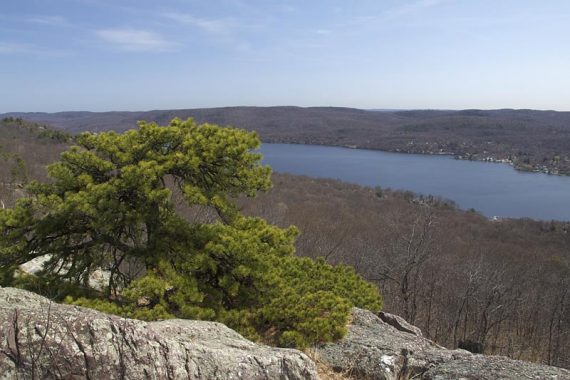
xmin=1 ymin=0 xmax=570 ymax=112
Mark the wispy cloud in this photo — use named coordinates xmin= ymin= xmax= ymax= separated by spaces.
xmin=334 ymin=0 xmax=448 ymax=32
xmin=316 ymin=29 xmax=332 ymax=35
xmin=276 ymin=4 xmax=298 ymax=14
xmin=0 ymin=42 xmax=32 ymax=55
xmin=384 ymin=0 xmax=447 ymax=20
xmin=0 ymin=42 xmax=71 ymax=57
xmin=27 ymin=15 xmax=70 ymax=27
xmin=162 ymin=12 xmax=258 ymax=53
xmin=163 ymin=13 xmax=234 ymax=35
xmin=96 ymin=28 xmax=177 ymax=52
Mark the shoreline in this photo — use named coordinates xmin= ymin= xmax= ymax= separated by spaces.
xmin=262 ymin=140 xmax=568 ymax=177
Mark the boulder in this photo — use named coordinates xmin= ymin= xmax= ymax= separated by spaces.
xmin=378 ymin=311 xmax=423 ymax=337
xmin=18 ymin=254 xmax=111 ymax=290
xmin=316 ymin=308 xmax=570 ymax=380
xmin=0 ymin=287 xmax=318 ymax=380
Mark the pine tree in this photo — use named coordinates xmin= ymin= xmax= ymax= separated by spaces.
xmin=0 ymin=118 xmax=382 ymax=347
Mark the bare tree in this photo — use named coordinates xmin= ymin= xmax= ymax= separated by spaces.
xmin=371 ymin=205 xmax=437 ymax=323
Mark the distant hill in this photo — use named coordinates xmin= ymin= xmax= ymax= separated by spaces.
xmin=4 ymin=106 xmax=570 ymax=175
xmin=0 ymin=117 xmax=71 ymax=206
xmin=2 ymin=106 xmax=406 ymax=134
xmin=0 ymin=117 xmax=71 ymax=179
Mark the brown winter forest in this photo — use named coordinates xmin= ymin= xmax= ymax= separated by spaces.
xmin=5 ymin=106 xmax=570 ymax=175
xmin=0 ymin=117 xmax=569 ymax=369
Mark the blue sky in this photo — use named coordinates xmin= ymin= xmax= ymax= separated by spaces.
xmin=1 ymin=0 xmax=570 ymax=112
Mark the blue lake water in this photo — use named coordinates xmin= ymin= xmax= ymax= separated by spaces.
xmin=260 ymin=143 xmax=570 ymax=221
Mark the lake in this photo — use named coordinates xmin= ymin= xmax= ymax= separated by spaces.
xmin=260 ymin=143 xmax=570 ymax=221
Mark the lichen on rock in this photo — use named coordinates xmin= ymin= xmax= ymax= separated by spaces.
xmin=0 ymin=287 xmax=318 ymax=380
xmin=316 ymin=308 xmax=570 ymax=380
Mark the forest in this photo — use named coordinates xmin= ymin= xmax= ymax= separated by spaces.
xmin=0 ymin=117 xmax=568 ymax=369
xmin=240 ymin=173 xmax=570 ymax=368
xmin=5 ymin=107 xmax=570 ymax=175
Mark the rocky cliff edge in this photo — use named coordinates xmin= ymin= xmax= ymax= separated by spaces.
xmin=0 ymin=287 xmax=317 ymax=379
xmin=1 ymin=287 xmax=569 ymax=380
xmin=316 ymin=308 xmax=570 ymax=379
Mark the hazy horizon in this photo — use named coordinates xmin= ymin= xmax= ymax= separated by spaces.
xmin=2 ymin=0 xmax=570 ymax=113
xmin=3 ymin=106 xmax=570 ymax=115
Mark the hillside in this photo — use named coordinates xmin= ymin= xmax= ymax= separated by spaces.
xmin=0 ymin=117 xmax=71 ymax=206
xmin=1 ymin=118 xmax=568 ymax=370
xmin=5 ymin=107 xmax=570 ymax=174
xmin=0 ymin=117 xmax=71 ymax=178
xmin=239 ymin=173 xmax=570 ymax=368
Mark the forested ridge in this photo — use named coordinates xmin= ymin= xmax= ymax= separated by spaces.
xmin=5 ymin=106 xmax=570 ymax=175
xmin=0 ymin=118 xmax=569 ymax=369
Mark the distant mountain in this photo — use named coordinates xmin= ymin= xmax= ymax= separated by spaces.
xmin=4 ymin=106 xmax=570 ymax=175
xmin=2 ymin=106 xmax=405 ymax=133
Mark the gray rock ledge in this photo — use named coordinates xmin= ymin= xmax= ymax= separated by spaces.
xmin=316 ymin=307 xmax=570 ymax=380
xmin=0 ymin=287 xmax=318 ymax=380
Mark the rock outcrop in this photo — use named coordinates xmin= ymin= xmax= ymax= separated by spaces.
xmin=316 ymin=308 xmax=570 ymax=380
xmin=2 ymin=287 xmax=569 ymax=380
xmin=0 ymin=287 xmax=318 ymax=380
